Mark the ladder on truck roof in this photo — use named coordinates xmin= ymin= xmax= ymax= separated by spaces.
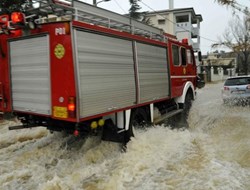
xmin=26 ymin=0 xmax=168 ymax=42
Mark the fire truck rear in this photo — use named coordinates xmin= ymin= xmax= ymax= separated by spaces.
xmin=0 ymin=0 xmax=203 ymax=143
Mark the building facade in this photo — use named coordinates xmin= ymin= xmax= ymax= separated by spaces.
xmin=202 ymin=52 xmax=237 ymax=68
xmin=202 ymin=52 xmax=237 ymax=78
xmin=144 ymin=8 xmax=203 ymax=51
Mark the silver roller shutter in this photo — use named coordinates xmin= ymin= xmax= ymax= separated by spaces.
xmin=137 ymin=42 xmax=170 ymax=103
xmin=74 ymin=30 xmax=136 ymax=118
xmin=9 ymin=36 xmax=51 ymax=115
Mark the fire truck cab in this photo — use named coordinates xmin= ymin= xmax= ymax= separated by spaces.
xmin=0 ymin=0 xmax=203 ymax=143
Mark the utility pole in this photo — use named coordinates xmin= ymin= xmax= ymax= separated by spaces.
xmin=169 ymin=0 xmax=174 ymax=9
xmin=93 ymin=0 xmax=97 ymax=6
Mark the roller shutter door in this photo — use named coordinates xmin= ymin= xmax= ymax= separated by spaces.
xmin=9 ymin=36 xmax=51 ymax=115
xmin=137 ymin=43 xmax=170 ymax=103
xmin=74 ymin=30 xmax=136 ymax=118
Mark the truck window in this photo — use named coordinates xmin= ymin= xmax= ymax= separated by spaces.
xmin=181 ymin=47 xmax=187 ymax=66
xmin=187 ymin=49 xmax=192 ymax=64
xmin=172 ymin=45 xmax=180 ymax=66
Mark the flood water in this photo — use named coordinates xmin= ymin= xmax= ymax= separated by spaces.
xmin=0 ymin=82 xmax=250 ymax=190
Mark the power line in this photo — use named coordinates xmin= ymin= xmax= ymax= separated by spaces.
xmin=113 ymin=0 xmax=127 ymax=14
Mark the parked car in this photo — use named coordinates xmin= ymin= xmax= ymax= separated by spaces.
xmin=222 ymin=76 xmax=250 ymax=105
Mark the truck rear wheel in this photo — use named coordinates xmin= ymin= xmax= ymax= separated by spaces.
xmin=124 ymin=107 xmax=150 ymax=143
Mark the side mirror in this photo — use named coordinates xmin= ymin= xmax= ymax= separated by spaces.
xmin=196 ymin=76 xmax=205 ymax=89
xmin=198 ymin=51 xmax=202 ymax=62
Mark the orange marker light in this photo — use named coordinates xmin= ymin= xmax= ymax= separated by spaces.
xmin=68 ymin=103 xmax=75 ymax=111
xmin=64 ymin=22 xmax=71 ymax=35
xmin=182 ymin=38 xmax=189 ymax=45
xmin=68 ymin=97 xmax=75 ymax=111
xmin=68 ymin=96 xmax=76 ymax=118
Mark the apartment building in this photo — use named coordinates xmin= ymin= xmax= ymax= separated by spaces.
xmin=144 ymin=2 xmax=202 ymax=51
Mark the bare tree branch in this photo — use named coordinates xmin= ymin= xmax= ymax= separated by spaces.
xmin=212 ymin=15 xmax=250 ymax=74
xmin=216 ymin=0 xmax=236 ymax=6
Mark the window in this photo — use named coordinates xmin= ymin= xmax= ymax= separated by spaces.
xmin=181 ymin=47 xmax=187 ymax=66
xmin=225 ymin=77 xmax=250 ymax=86
xmin=176 ymin=15 xmax=189 ymax=23
xmin=187 ymin=49 xmax=193 ymax=64
xmin=158 ymin=19 xmax=166 ymax=25
xmin=172 ymin=45 xmax=180 ymax=66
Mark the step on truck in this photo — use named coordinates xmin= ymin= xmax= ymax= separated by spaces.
xmin=0 ymin=0 xmax=203 ymax=143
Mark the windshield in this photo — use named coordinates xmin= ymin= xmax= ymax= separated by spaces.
xmin=225 ymin=77 xmax=250 ymax=86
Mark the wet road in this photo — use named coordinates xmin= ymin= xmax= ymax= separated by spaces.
xmin=0 ymin=82 xmax=250 ymax=190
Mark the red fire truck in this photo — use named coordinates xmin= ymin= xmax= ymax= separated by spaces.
xmin=0 ymin=0 xmax=203 ymax=142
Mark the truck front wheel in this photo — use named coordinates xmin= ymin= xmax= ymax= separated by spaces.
xmin=183 ymin=91 xmax=193 ymax=117
xmin=178 ymin=91 xmax=193 ymax=128
xmin=168 ymin=91 xmax=193 ymax=128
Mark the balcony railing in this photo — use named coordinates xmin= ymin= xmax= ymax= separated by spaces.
xmin=175 ymin=22 xmax=200 ymax=37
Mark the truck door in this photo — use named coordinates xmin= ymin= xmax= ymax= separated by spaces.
xmin=170 ymin=44 xmax=186 ymax=97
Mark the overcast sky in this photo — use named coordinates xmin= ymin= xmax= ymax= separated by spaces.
xmin=81 ymin=0 xmax=248 ymax=54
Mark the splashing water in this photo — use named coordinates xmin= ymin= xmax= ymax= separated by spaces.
xmin=0 ymin=82 xmax=250 ymax=190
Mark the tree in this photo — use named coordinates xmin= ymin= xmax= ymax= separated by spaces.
xmin=0 ymin=0 xmax=33 ymax=14
xmin=216 ymin=0 xmax=236 ymax=6
xmin=129 ymin=0 xmax=142 ymax=20
xmin=213 ymin=13 xmax=250 ymax=75
xmin=216 ymin=0 xmax=250 ymax=16
xmin=128 ymin=0 xmax=151 ymax=24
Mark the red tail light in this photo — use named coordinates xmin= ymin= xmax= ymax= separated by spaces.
xmin=68 ymin=96 xmax=76 ymax=118
xmin=11 ymin=12 xmax=25 ymax=24
xmin=224 ymin=86 xmax=230 ymax=91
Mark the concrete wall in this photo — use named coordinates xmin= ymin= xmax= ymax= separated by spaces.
xmin=209 ymin=67 xmax=235 ymax=82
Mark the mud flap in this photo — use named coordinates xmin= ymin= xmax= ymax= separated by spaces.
xmin=101 ymin=119 xmax=125 ymax=143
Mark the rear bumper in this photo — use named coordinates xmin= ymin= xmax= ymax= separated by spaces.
xmin=222 ymin=96 xmax=250 ymax=104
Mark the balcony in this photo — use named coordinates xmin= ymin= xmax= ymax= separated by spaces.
xmin=175 ymin=22 xmax=192 ymax=32
xmin=175 ymin=22 xmax=200 ymax=37
xmin=192 ymin=26 xmax=200 ymax=37
xmin=192 ymin=42 xmax=200 ymax=51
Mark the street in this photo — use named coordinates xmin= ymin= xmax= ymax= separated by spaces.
xmin=0 ymin=81 xmax=250 ymax=190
